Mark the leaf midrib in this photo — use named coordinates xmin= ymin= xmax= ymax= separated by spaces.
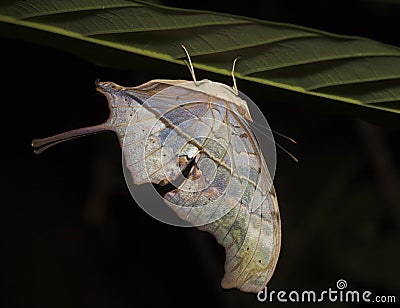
xmin=6 ymin=3 xmax=145 ymax=19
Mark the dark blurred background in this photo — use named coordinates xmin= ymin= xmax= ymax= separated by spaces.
xmin=1 ymin=0 xmax=399 ymax=307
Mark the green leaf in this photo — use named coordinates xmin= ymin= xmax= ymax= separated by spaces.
xmin=1 ymin=0 xmax=400 ymax=116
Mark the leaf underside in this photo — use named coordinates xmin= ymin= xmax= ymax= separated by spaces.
xmin=1 ymin=0 xmax=400 ymax=115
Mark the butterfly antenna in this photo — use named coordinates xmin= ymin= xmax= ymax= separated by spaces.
xmin=231 ymin=57 xmax=240 ymax=96
xmin=250 ymin=123 xmax=298 ymax=162
xmin=276 ymin=142 xmax=298 ymax=162
xmin=181 ymin=45 xmax=198 ymax=85
xmin=272 ymin=129 xmax=297 ymax=144
xmin=251 ymin=121 xmax=297 ymax=144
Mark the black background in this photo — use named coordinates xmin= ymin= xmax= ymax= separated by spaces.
xmin=1 ymin=0 xmax=399 ymax=307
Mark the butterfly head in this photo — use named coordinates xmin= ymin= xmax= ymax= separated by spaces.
xmin=95 ymin=80 xmax=123 ymax=94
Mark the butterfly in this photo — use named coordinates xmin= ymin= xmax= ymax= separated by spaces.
xmin=32 ymin=47 xmax=281 ymax=293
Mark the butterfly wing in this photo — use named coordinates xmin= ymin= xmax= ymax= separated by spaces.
xmin=34 ymin=79 xmax=281 ymax=293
